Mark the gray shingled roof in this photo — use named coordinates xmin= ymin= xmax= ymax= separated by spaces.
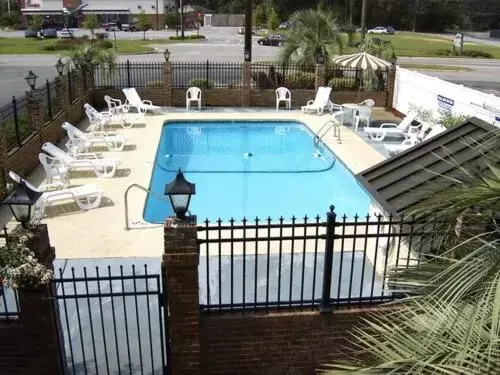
xmin=356 ymin=117 xmax=500 ymax=215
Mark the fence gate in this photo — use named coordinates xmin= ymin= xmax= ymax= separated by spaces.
xmin=53 ymin=265 xmax=171 ymax=375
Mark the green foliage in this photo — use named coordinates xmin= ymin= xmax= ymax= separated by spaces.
xmin=136 ymin=12 xmax=152 ymax=40
xmin=29 ymin=15 xmax=43 ymax=32
xmin=328 ymin=77 xmax=357 ymax=91
xmin=322 ymin=141 xmax=500 ymax=375
xmin=168 ymin=35 xmax=206 ymax=40
xmin=165 ymin=12 xmax=180 ymax=28
xmin=280 ymin=8 xmax=344 ymax=69
xmin=358 ymin=36 xmax=397 ymax=63
xmin=63 ymin=43 xmax=116 ymax=71
xmin=435 ymin=48 xmax=493 ymax=58
xmin=94 ymin=32 xmax=107 ymax=40
xmin=3 ymin=115 xmax=29 ymax=148
xmin=285 ymin=72 xmax=315 ymax=89
xmin=41 ymin=38 xmax=86 ymax=51
xmin=438 ymin=110 xmax=468 ymax=128
xmin=97 ymin=40 xmax=113 ymax=49
xmin=189 ymin=78 xmax=213 ymax=89
xmin=82 ymin=14 xmax=99 ymax=39
xmin=267 ymin=7 xmax=280 ymax=32
xmin=254 ymin=4 xmax=267 ymax=27
xmin=0 ymin=12 xmax=20 ymax=29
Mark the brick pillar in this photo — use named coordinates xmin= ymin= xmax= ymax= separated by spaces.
xmin=385 ymin=68 xmax=396 ymax=108
xmin=26 ymin=90 xmax=45 ymax=135
xmin=164 ymin=61 xmax=172 ymax=107
xmin=4 ymin=225 xmax=65 ymax=375
xmin=162 ymin=216 xmax=201 ymax=375
xmin=0 ymin=131 xmax=8 ymax=199
xmin=315 ymin=64 xmax=326 ymax=89
xmin=242 ymin=61 xmax=251 ymax=107
xmin=55 ymin=75 xmax=69 ymax=116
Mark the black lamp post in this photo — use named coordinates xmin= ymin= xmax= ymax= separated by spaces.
xmin=165 ymin=169 xmax=195 ymax=220
xmin=25 ymin=70 xmax=38 ymax=90
xmin=3 ymin=176 xmax=43 ymax=228
xmin=55 ymin=59 xmax=65 ymax=76
xmin=163 ymin=47 xmax=171 ymax=62
xmin=317 ymin=47 xmax=325 ymax=65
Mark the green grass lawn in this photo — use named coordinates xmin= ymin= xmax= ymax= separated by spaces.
xmin=0 ymin=38 xmax=198 ymax=54
xmin=399 ymin=63 xmax=473 ymax=71
xmin=377 ymin=32 xmax=500 ymax=58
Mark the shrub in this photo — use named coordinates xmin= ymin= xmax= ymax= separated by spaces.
xmin=328 ymin=77 xmax=358 ymax=91
xmin=41 ymin=38 xmax=85 ymax=51
xmin=169 ymin=35 xmax=206 ymax=40
xmin=41 ymin=40 xmax=58 ymax=51
xmin=97 ymin=40 xmax=113 ymax=49
xmin=95 ymin=32 xmax=107 ymax=40
xmin=189 ymin=78 xmax=213 ymax=89
xmin=461 ymin=50 xmax=492 ymax=58
xmin=285 ymin=72 xmax=315 ymax=89
xmin=438 ymin=110 xmax=468 ymax=128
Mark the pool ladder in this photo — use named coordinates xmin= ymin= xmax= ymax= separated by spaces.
xmin=124 ymin=183 xmax=171 ymax=230
xmin=314 ymin=112 xmax=343 ymax=145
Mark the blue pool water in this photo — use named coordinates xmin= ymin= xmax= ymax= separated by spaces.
xmin=144 ymin=120 xmax=372 ymax=222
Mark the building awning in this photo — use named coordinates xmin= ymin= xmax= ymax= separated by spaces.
xmin=82 ymin=9 xmax=130 ymax=14
xmin=356 ymin=117 xmax=500 ymax=215
xmin=21 ymin=8 xmax=64 ymax=15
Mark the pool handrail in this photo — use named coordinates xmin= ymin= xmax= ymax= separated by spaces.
xmin=124 ymin=183 xmax=171 ymax=230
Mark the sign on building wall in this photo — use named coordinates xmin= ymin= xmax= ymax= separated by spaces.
xmin=437 ymin=95 xmax=455 ymax=111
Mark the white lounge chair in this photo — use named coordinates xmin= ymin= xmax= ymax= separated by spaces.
xmin=8 ymin=171 xmax=103 ymax=221
xmin=384 ymin=124 xmax=447 ymax=156
xmin=41 ymin=142 xmax=121 ymax=178
xmin=276 ymin=87 xmax=291 ymax=110
xmin=186 ymin=87 xmax=202 ymax=111
xmin=62 ymin=122 xmax=128 ymax=153
xmin=364 ymin=112 xmax=419 ymax=141
xmin=301 ymin=86 xmax=332 ymax=115
xmin=357 ymin=105 xmax=373 ymax=128
xmin=84 ymin=103 xmax=137 ymax=130
xmin=104 ymin=95 xmax=129 ymax=115
xmin=122 ymin=88 xmax=162 ymax=114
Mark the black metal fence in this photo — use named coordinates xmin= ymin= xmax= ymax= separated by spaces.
xmin=0 ymin=284 xmax=19 ymax=320
xmin=0 ymin=95 xmax=30 ymax=151
xmin=197 ymin=208 xmax=440 ymax=312
xmin=39 ymin=79 xmax=60 ymax=123
xmin=326 ymin=66 xmax=389 ymax=91
xmin=94 ymin=61 xmax=165 ymax=89
xmin=68 ymin=71 xmax=78 ymax=104
xmin=171 ymin=61 xmax=243 ymax=89
xmin=251 ymin=62 xmax=315 ymax=89
xmin=54 ymin=264 xmax=170 ymax=375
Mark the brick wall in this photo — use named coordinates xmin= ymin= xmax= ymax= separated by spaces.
xmin=200 ymin=307 xmax=378 ymax=375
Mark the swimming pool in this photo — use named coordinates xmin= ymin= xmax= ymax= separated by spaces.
xmin=143 ymin=120 xmax=372 ymax=222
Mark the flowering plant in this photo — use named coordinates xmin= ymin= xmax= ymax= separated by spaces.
xmin=0 ymin=226 xmax=53 ymax=290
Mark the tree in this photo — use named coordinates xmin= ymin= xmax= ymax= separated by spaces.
xmin=29 ymin=15 xmax=43 ymax=32
xmin=254 ymin=4 xmax=267 ymax=27
xmin=136 ymin=12 xmax=152 ymax=40
xmin=63 ymin=43 xmax=116 ymax=72
xmin=280 ymin=8 xmax=344 ymax=68
xmin=267 ymin=7 xmax=280 ymax=32
xmin=358 ymin=36 xmax=396 ymax=62
xmin=321 ymin=140 xmax=500 ymax=374
xmin=82 ymin=14 xmax=99 ymax=40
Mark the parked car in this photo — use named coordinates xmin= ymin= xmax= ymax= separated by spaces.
xmin=24 ymin=29 xmax=38 ymax=38
xmin=59 ymin=29 xmax=74 ymax=39
xmin=367 ymin=26 xmax=390 ymax=35
xmin=385 ymin=26 xmax=396 ymax=34
xmin=122 ymin=23 xmax=138 ymax=32
xmin=257 ymin=34 xmax=286 ymax=46
xmin=279 ymin=21 xmax=289 ymax=29
xmin=103 ymin=22 xmax=118 ymax=31
xmin=238 ymin=27 xmax=259 ymax=35
xmin=41 ymin=28 xmax=57 ymax=38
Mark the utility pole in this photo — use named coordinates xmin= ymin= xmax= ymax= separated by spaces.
xmin=7 ymin=0 xmax=11 ymax=14
xmin=244 ymin=0 xmax=252 ymax=61
xmin=412 ymin=0 xmax=420 ymax=32
xmin=360 ymin=0 xmax=367 ymax=39
xmin=180 ymin=0 xmax=184 ymax=39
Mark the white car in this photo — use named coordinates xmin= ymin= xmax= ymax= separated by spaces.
xmin=367 ymin=26 xmax=389 ymax=35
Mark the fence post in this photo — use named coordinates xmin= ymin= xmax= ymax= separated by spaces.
xmin=320 ymin=205 xmax=336 ymax=313
xmin=315 ymin=63 xmax=326 ymax=89
xmin=67 ymin=72 xmax=73 ymax=104
xmin=0 ymin=224 xmax=66 ymax=375
xmin=163 ymin=61 xmax=172 ymax=106
xmin=126 ymin=59 xmax=131 ymax=87
xmin=11 ymin=96 xmax=21 ymax=146
xmin=46 ymin=79 xmax=52 ymax=120
xmin=205 ymin=59 xmax=209 ymax=87
xmin=162 ymin=216 xmax=201 ymax=375
xmin=242 ymin=61 xmax=251 ymax=107
xmin=385 ymin=68 xmax=396 ymax=108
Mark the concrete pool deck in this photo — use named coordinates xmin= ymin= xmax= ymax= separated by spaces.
xmin=1 ymin=108 xmax=399 ymax=259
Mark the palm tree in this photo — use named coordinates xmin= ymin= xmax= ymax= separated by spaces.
xmin=358 ymin=36 xmax=397 ymax=63
xmin=280 ymin=8 xmax=344 ymax=68
xmin=63 ymin=43 xmax=116 ymax=72
xmin=321 ymin=141 xmax=500 ymax=374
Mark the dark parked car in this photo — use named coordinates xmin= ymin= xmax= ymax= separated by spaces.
xmin=24 ymin=29 xmax=38 ymax=38
xmin=386 ymin=26 xmax=396 ymax=34
xmin=257 ymin=34 xmax=286 ymax=46
xmin=102 ymin=22 xmax=118 ymax=31
xmin=122 ymin=23 xmax=139 ymax=32
xmin=41 ymin=28 xmax=57 ymax=38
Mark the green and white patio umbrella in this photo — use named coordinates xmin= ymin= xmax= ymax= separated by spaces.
xmin=331 ymin=52 xmax=393 ymax=70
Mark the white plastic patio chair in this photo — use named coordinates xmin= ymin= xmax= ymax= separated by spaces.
xmin=275 ymin=87 xmax=291 ymax=110
xmin=104 ymin=95 xmax=129 ymax=115
xmin=84 ymin=103 xmax=136 ymax=130
xmin=8 ymin=171 xmax=103 ymax=221
xmin=384 ymin=124 xmax=447 ymax=156
xmin=41 ymin=142 xmax=121 ymax=178
xmin=39 ymin=153 xmax=70 ymax=188
xmin=122 ymin=88 xmax=162 ymax=113
xmin=301 ymin=86 xmax=332 ymax=115
xmin=357 ymin=105 xmax=373 ymax=127
xmin=186 ymin=87 xmax=202 ymax=111
xmin=364 ymin=112 xmax=419 ymax=141
xmin=62 ymin=122 xmax=128 ymax=153
xmin=358 ymin=99 xmax=375 ymax=107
